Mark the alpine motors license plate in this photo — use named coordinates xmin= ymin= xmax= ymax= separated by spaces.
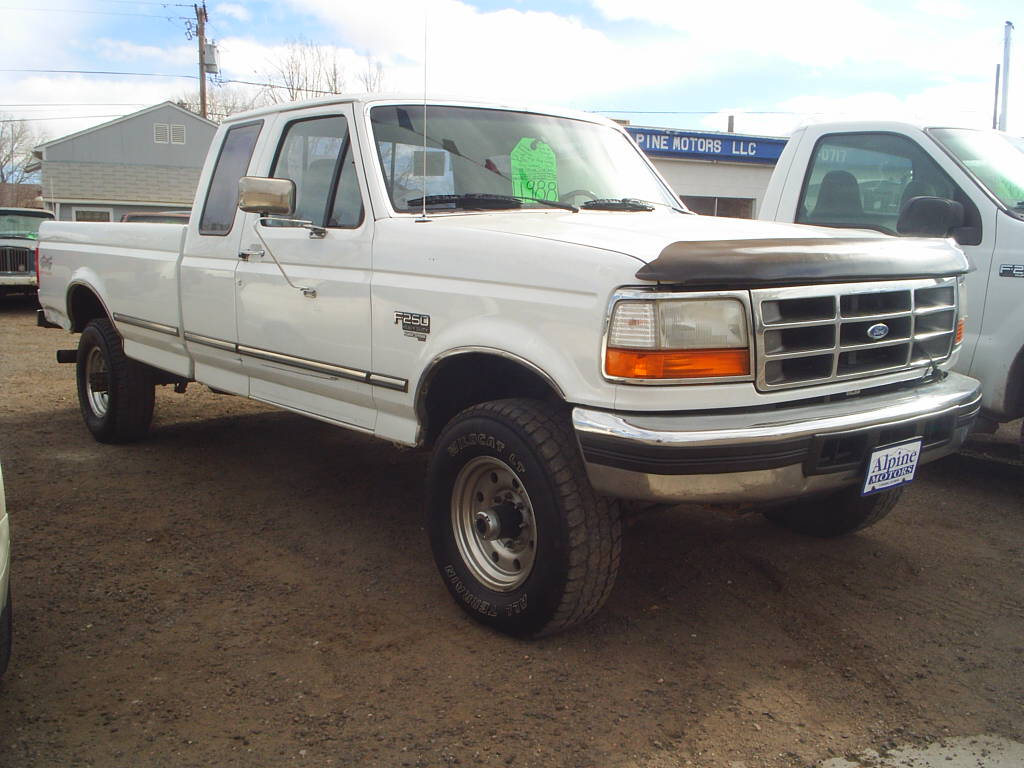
xmin=862 ymin=439 xmax=923 ymax=495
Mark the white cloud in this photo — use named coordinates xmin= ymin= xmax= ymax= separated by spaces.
xmin=589 ymin=0 xmax=992 ymax=76
xmin=216 ymin=3 xmax=252 ymax=23
xmin=699 ymin=81 xmax=1006 ymax=137
xmin=95 ymin=39 xmax=195 ymax=68
xmin=276 ymin=0 xmax=689 ymax=104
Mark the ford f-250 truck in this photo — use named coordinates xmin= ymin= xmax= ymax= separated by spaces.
xmin=759 ymin=121 xmax=1024 ymax=457
xmin=38 ymin=96 xmax=981 ymax=637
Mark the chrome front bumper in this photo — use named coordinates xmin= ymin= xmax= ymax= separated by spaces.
xmin=573 ymin=372 xmax=982 ymax=504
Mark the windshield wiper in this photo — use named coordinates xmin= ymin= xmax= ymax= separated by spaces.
xmin=406 ymin=193 xmax=578 ymax=212
xmin=580 ymin=198 xmax=657 ymax=212
xmin=0 ymin=234 xmax=35 ymax=240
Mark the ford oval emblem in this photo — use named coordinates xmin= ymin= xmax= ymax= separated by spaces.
xmin=867 ymin=323 xmax=890 ymax=341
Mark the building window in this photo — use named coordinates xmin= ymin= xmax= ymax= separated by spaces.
xmin=170 ymin=124 xmax=186 ymax=144
xmin=680 ymin=195 xmax=755 ymax=219
xmin=154 ymin=123 xmax=169 ymax=143
xmin=73 ymin=208 xmax=112 ymax=222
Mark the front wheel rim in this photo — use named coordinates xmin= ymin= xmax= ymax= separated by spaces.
xmin=84 ymin=346 xmax=109 ymax=417
xmin=451 ymin=456 xmax=537 ymax=592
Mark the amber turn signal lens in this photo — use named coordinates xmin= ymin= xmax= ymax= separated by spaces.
xmin=606 ymin=348 xmax=750 ymax=379
xmin=955 ymin=318 xmax=965 ymax=344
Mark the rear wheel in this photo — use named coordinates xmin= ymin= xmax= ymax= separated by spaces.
xmin=764 ymin=486 xmax=903 ymax=538
xmin=427 ymin=399 xmax=621 ymax=637
xmin=76 ymin=318 xmax=155 ymax=443
xmin=0 ymin=585 xmax=11 ymax=678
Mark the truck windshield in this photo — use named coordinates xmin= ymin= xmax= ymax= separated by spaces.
xmin=0 ymin=211 xmax=51 ymax=239
xmin=929 ymin=128 xmax=1024 ymax=212
xmin=370 ymin=105 xmax=681 ymax=213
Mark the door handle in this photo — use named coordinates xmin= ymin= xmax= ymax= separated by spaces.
xmin=238 ymin=249 xmax=264 ymax=261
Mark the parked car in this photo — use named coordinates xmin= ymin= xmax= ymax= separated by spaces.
xmin=37 ymin=96 xmax=980 ymax=637
xmin=0 ymin=207 xmax=52 ymax=297
xmin=120 ymin=211 xmax=191 ymax=224
xmin=0 ymin=459 xmax=11 ymax=678
xmin=759 ymin=121 xmax=1024 ymax=455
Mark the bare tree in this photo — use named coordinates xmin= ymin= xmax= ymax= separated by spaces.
xmin=0 ymin=115 xmax=46 ymax=186
xmin=258 ymin=40 xmax=388 ymax=103
xmin=358 ymin=56 xmax=387 ymax=93
xmin=175 ymin=85 xmax=269 ymax=123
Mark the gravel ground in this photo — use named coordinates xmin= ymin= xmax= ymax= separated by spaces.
xmin=0 ymin=296 xmax=1022 ymax=768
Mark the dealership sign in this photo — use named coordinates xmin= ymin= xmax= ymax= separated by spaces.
xmin=626 ymin=126 xmax=786 ymax=164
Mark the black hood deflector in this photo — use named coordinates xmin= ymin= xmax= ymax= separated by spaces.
xmin=635 ymin=236 xmax=969 ymax=287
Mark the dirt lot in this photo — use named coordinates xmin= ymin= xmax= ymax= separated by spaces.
xmin=0 ymin=297 xmax=1022 ymax=768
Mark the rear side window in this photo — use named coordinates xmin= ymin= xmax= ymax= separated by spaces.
xmin=796 ymin=132 xmax=959 ymax=234
xmin=199 ymin=121 xmax=263 ymax=236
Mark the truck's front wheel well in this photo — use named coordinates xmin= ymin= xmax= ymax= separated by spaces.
xmin=418 ymin=353 xmax=563 ymax=447
xmin=67 ymin=286 xmax=109 ymax=332
xmin=1005 ymin=345 xmax=1024 ymax=421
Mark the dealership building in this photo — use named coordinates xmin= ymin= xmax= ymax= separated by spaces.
xmin=624 ymin=125 xmax=788 ymax=219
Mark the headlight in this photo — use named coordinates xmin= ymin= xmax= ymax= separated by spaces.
xmin=606 ymin=297 xmax=751 ymax=380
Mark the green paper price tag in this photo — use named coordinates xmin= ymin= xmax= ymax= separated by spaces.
xmin=510 ymin=137 xmax=559 ymax=201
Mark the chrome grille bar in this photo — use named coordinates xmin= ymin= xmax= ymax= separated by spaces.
xmin=0 ymin=246 xmax=33 ymax=274
xmin=752 ymin=277 xmax=958 ymax=391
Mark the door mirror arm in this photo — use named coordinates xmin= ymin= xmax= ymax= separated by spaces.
xmin=250 ymin=219 xmax=318 ymax=299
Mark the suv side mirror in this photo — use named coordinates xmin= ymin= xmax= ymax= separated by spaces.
xmin=896 ymin=196 xmax=965 ymax=238
xmin=238 ymin=176 xmax=295 ymax=216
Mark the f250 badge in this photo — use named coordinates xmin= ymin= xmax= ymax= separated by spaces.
xmin=999 ymin=264 xmax=1024 ymax=278
xmin=394 ymin=311 xmax=431 ymax=341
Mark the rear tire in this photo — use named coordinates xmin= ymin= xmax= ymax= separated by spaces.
xmin=76 ymin=318 xmax=155 ymax=443
xmin=427 ymin=399 xmax=621 ymax=637
xmin=764 ymin=486 xmax=903 ymax=538
xmin=0 ymin=585 xmax=11 ymax=678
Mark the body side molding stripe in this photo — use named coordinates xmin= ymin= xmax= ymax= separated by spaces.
xmin=113 ymin=313 xmax=179 ymax=336
xmin=183 ymin=332 xmax=408 ymax=393
xmin=183 ymin=331 xmax=235 ymax=351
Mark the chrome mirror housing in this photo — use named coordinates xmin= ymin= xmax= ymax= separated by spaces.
xmin=238 ymin=176 xmax=295 ymax=216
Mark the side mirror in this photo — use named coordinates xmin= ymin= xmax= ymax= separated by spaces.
xmin=896 ymin=196 xmax=964 ymax=238
xmin=238 ymin=176 xmax=295 ymax=216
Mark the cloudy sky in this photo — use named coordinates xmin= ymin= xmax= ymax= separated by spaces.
xmin=1 ymin=0 xmax=1020 ymax=142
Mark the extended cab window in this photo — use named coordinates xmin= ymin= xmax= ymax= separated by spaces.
xmin=268 ymin=115 xmax=364 ymax=229
xmin=797 ymin=133 xmax=960 ymax=235
xmin=199 ymin=121 xmax=262 ymax=236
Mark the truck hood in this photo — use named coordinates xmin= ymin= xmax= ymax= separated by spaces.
xmin=424 ymin=210 xmax=968 ymax=287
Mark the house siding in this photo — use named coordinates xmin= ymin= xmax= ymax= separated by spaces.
xmin=42 ymin=161 xmax=201 ymax=205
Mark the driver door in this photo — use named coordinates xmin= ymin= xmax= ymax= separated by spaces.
xmin=234 ymin=106 xmax=376 ymax=430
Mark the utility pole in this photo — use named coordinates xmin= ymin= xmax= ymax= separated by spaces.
xmin=998 ymin=21 xmax=1013 ymax=132
xmin=993 ymin=64 xmax=1001 ymax=129
xmin=195 ymin=2 xmax=208 ymax=120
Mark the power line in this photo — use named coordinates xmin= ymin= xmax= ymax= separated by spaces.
xmin=0 ymin=5 xmax=187 ymax=18
xmin=0 ymin=67 xmax=344 ymax=96
xmin=0 ymin=68 xmax=198 ymax=79
xmin=0 ymin=103 xmax=151 ymax=107
xmin=0 ymin=114 xmax=124 ymax=123
xmin=91 ymin=0 xmax=192 ymax=5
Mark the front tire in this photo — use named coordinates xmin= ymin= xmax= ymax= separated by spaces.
xmin=76 ymin=318 xmax=155 ymax=443
xmin=764 ymin=486 xmax=903 ymax=538
xmin=427 ymin=399 xmax=621 ymax=637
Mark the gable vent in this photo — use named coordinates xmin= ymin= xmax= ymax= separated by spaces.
xmin=153 ymin=123 xmax=169 ymax=143
xmin=170 ymin=124 xmax=186 ymax=144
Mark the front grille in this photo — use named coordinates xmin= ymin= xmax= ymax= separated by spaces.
xmin=0 ymin=246 xmax=33 ymax=274
xmin=752 ymin=277 xmax=958 ymax=391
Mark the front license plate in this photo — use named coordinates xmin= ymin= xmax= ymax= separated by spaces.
xmin=862 ymin=439 xmax=923 ymax=495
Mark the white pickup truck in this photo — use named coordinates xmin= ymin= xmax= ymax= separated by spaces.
xmin=38 ymin=96 xmax=981 ymax=637
xmin=759 ymin=121 xmax=1024 ymax=455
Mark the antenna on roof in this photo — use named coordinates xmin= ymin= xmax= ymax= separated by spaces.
xmin=416 ymin=2 xmax=430 ymax=223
